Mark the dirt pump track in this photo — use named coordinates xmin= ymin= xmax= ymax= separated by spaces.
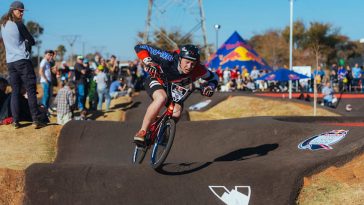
xmin=22 ymin=92 xmax=364 ymax=205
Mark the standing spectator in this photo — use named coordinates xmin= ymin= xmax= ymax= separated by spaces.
xmin=55 ymin=81 xmax=75 ymax=125
xmin=128 ymin=60 xmax=138 ymax=88
xmin=82 ymin=58 xmax=91 ymax=102
xmin=215 ymin=66 xmax=223 ymax=83
xmin=0 ymin=1 xmax=46 ymax=128
xmin=351 ymin=63 xmax=361 ymax=92
xmin=87 ymin=69 xmax=98 ymax=111
xmin=59 ymin=61 xmax=70 ymax=85
xmin=107 ymin=55 xmax=119 ymax=81
xmin=312 ymin=65 xmax=325 ymax=92
xmin=337 ymin=65 xmax=348 ymax=92
xmin=230 ymin=66 xmax=240 ymax=91
xmin=330 ymin=63 xmax=338 ymax=75
xmin=250 ymin=66 xmax=260 ymax=89
xmin=74 ymin=55 xmax=87 ymax=110
xmin=49 ymin=51 xmax=58 ymax=88
xmin=91 ymin=54 xmax=101 ymax=70
xmin=329 ymin=69 xmax=338 ymax=90
xmin=345 ymin=65 xmax=353 ymax=92
xmin=94 ymin=65 xmax=110 ymax=111
xmin=134 ymin=60 xmax=145 ymax=91
xmin=241 ymin=66 xmax=249 ymax=78
xmin=100 ymin=57 xmax=107 ymax=71
xmin=222 ymin=67 xmax=230 ymax=85
xmin=39 ymin=50 xmax=54 ymax=110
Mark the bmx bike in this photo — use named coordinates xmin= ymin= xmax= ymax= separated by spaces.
xmin=132 ymin=73 xmax=199 ymax=170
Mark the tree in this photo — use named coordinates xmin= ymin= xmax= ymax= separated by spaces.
xmin=302 ymin=22 xmax=342 ymax=68
xmin=26 ymin=21 xmax=44 ymax=43
xmin=56 ymin=45 xmax=67 ymax=61
xmin=26 ymin=21 xmax=44 ymax=67
xmin=249 ymin=30 xmax=289 ymax=68
xmin=282 ymin=20 xmax=306 ymax=50
xmin=136 ymin=28 xmax=212 ymax=61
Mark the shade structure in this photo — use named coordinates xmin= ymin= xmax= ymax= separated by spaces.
xmin=207 ymin=31 xmax=271 ymax=72
xmin=255 ymin=68 xmax=310 ymax=81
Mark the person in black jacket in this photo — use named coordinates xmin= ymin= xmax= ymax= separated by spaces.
xmin=0 ymin=1 xmax=46 ymax=129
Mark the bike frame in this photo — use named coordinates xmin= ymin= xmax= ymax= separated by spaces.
xmin=146 ymin=101 xmax=175 ymax=147
xmin=146 ymin=72 xmax=194 ymax=146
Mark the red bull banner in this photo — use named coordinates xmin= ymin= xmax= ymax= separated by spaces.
xmin=207 ymin=31 xmax=271 ymax=72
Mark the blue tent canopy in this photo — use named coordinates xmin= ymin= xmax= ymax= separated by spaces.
xmin=255 ymin=68 xmax=310 ymax=81
xmin=207 ymin=31 xmax=271 ymax=72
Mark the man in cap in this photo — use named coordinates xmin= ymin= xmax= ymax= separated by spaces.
xmin=74 ymin=55 xmax=88 ymax=111
xmin=0 ymin=1 xmax=47 ymax=129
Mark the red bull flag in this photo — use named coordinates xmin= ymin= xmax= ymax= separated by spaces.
xmin=207 ymin=31 xmax=271 ymax=72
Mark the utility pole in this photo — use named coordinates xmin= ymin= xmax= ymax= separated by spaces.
xmin=62 ymin=35 xmax=80 ymax=66
xmin=198 ymin=0 xmax=209 ymax=59
xmin=82 ymin=41 xmax=86 ymax=57
xmin=288 ymin=0 xmax=294 ymax=99
xmin=92 ymin=46 xmax=106 ymax=57
xmin=144 ymin=0 xmax=153 ymax=43
xmin=214 ymin=24 xmax=221 ymax=51
xmin=144 ymin=0 xmax=209 ymax=57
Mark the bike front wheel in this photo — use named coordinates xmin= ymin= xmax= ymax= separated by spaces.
xmin=150 ymin=118 xmax=176 ymax=170
xmin=132 ymin=145 xmax=147 ymax=164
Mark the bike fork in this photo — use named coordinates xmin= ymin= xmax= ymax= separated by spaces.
xmin=151 ymin=117 xmax=168 ymax=163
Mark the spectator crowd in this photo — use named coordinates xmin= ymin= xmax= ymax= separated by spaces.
xmin=0 ymin=50 xmax=147 ymax=127
xmin=211 ymin=63 xmax=364 ymax=95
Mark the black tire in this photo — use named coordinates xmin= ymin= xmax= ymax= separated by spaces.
xmin=132 ymin=145 xmax=147 ymax=164
xmin=150 ymin=118 xmax=176 ymax=170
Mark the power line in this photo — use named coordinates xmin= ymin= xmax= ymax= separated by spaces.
xmin=62 ymin=35 xmax=80 ymax=65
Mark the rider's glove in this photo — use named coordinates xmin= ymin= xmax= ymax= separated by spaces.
xmin=145 ymin=64 xmax=159 ymax=76
xmin=142 ymin=57 xmax=159 ymax=76
xmin=201 ymin=85 xmax=214 ymax=97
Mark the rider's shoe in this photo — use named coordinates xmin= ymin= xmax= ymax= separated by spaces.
xmin=134 ymin=130 xmax=147 ymax=144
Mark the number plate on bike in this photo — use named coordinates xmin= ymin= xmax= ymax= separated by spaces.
xmin=171 ymin=83 xmax=189 ymax=102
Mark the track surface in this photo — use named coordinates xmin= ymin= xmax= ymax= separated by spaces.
xmin=24 ymin=92 xmax=364 ymax=205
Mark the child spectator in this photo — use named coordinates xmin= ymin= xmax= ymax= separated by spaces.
xmin=55 ymin=81 xmax=75 ymax=125
xmin=94 ymin=65 xmax=111 ymax=111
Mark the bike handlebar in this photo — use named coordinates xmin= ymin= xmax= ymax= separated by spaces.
xmin=148 ymin=65 xmax=206 ymax=98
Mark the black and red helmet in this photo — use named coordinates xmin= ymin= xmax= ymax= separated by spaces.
xmin=179 ymin=44 xmax=200 ymax=61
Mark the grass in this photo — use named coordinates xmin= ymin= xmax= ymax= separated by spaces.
xmin=298 ymin=176 xmax=364 ymax=205
xmin=189 ymin=96 xmax=339 ymax=121
xmin=298 ymin=154 xmax=364 ymax=204
xmin=0 ymin=95 xmax=131 ymax=170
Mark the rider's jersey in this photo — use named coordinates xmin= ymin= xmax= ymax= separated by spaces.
xmin=134 ymin=44 xmax=218 ymax=88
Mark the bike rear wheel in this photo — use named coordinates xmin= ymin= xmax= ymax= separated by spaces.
xmin=150 ymin=118 xmax=176 ymax=170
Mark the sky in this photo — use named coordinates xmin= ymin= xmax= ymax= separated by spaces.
xmin=1 ymin=0 xmax=364 ymax=61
